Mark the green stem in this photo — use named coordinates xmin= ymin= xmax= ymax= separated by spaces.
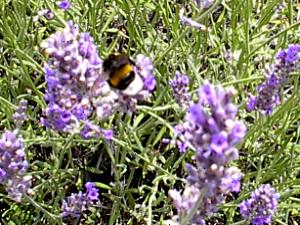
xmin=23 ymin=194 xmax=61 ymax=223
xmin=154 ymin=0 xmax=222 ymax=64
xmin=232 ymin=220 xmax=248 ymax=225
xmin=180 ymin=187 xmax=208 ymax=225
xmin=245 ymin=21 xmax=300 ymax=61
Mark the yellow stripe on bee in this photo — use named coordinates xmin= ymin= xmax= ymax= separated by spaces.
xmin=110 ymin=64 xmax=133 ymax=87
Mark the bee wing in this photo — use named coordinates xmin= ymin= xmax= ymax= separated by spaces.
xmin=121 ymin=74 xmax=144 ymax=96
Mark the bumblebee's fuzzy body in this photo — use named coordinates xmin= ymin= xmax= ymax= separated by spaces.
xmin=103 ymin=53 xmax=143 ymax=96
xmin=103 ymin=54 xmax=135 ymax=90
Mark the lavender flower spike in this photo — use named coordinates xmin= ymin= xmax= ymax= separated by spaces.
xmin=0 ymin=130 xmax=32 ymax=202
xmin=247 ymin=44 xmax=300 ymax=114
xmin=80 ymin=121 xmax=113 ymax=140
xmin=41 ymin=21 xmax=105 ymax=132
xmin=61 ymin=182 xmax=100 ymax=217
xmin=169 ymin=71 xmax=191 ymax=109
xmin=170 ymin=81 xmax=246 ymax=224
xmin=134 ymin=54 xmax=156 ymax=91
xmin=240 ymin=184 xmax=280 ymax=225
xmin=169 ymin=185 xmax=206 ymax=225
xmin=13 ymin=99 xmax=28 ymax=127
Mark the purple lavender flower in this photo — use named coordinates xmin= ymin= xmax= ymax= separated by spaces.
xmin=169 ymin=184 xmax=226 ymax=225
xmin=195 ymin=0 xmax=214 ymax=8
xmin=134 ymin=54 xmax=156 ymax=91
xmin=0 ymin=131 xmax=27 ymax=181
xmin=13 ymin=99 xmax=28 ymax=127
xmin=161 ymin=135 xmax=188 ymax=153
xmin=247 ymin=44 xmax=300 ymax=114
xmin=6 ymin=175 xmax=32 ymax=203
xmin=33 ymin=9 xmax=54 ymax=22
xmin=90 ymin=80 xmax=118 ymax=120
xmin=169 ymin=185 xmax=205 ymax=225
xmin=179 ymin=11 xmax=207 ymax=31
xmin=57 ymin=0 xmax=71 ymax=10
xmin=240 ymin=184 xmax=280 ymax=225
xmin=61 ymin=191 xmax=87 ymax=218
xmin=41 ymin=21 xmax=102 ymax=106
xmin=170 ymin=82 xmax=246 ymax=224
xmin=85 ymin=182 xmax=99 ymax=201
xmin=177 ymin=81 xmax=246 ymax=158
xmin=41 ymin=104 xmax=80 ymax=133
xmin=61 ymin=182 xmax=99 ymax=217
xmin=80 ymin=121 xmax=113 ymax=140
xmin=169 ymin=186 xmax=197 ymax=214
xmin=44 ymin=10 xmax=54 ymax=20
xmin=101 ymin=129 xmax=113 ymax=140
xmin=80 ymin=121 xmax=101 ymax=139
xmin=169 ymin=71 xmax=191 ymax=109
xmin=220 ymin=167 xmax=242 ymax=193
xmin=41 ymin=22 xmax=156 ymax=135
xmin=0 ymin=130 xmax=32 ymax=202
xmin=41 ymin=21 xmax=103 ymax=131
xmin=143 ymin=74 xmax=156 ymax=91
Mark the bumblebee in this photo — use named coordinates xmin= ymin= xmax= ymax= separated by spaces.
xmin=103 ymin=53 xmax=143 ymax=96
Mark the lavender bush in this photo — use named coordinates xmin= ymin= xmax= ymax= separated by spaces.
xmin=41 ymin=21 xmax=155 ymax=137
